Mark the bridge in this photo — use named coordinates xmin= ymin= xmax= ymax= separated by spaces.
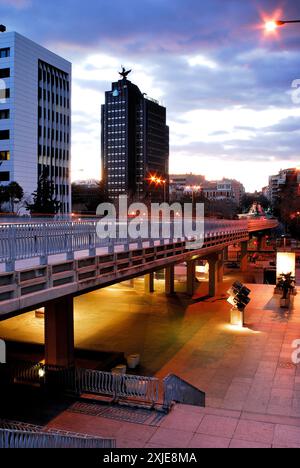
xmin=0 ymin=218 xmax=278 ymax=368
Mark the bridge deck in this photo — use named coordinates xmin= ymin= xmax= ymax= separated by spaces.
xmin=0 ymin=219 xmax=278 ymax=318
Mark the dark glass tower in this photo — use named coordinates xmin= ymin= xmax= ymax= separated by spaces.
xmin=101 ymin=73 xmax=169 ymax=203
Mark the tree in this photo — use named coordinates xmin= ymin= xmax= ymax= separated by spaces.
xmin=72 ymin=181 xmax=105 ymax=214
xmin=0 ymin=185 xmax=9 ymax=211
xmin=26 ymin=172 xmax=61 ymax=215
xmin=5 ymin=182 xmax=24 ymax=213
xmin=207 ymin=199 xmax=239 ymax=219
xmin=0 ymin=182 xmax=24 ymax=213
xmin=240 ymin=193 xmax=270 ymax=213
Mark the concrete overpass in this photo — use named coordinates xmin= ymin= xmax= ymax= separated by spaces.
xmin=0 ymin=218 xmax=278 ymax=368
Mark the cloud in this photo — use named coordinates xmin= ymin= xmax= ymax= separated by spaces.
xmin=0 ymin=0 xmax=31 ymax=9
xmin=2 ymin=0 xmax=300 ymax=191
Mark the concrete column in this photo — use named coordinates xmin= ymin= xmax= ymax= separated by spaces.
xmin=165 ymin=265 xmax=175 ymax=295
xmin=144 ymin=273 xmax=155 ymax=293
xmin=224 ymin=246 xmax=229 ymax=261
xmin=240 ymin=240 xmax=248 ymax=272
xmin=45 ymin=296 xmax=75 ymax=368
xmin=186 ymin=260 xmax=196 ymax=296
xmin=217 ymin=253 xmax=224 ymax=283
xmin=208 ymin=254 xmax=218 ymax=297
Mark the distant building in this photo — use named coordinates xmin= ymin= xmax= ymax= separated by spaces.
xmin=169 ymin=175 xmax=245 ymax=205
xmin=0 ymin=30 xmax=72 ymax=213
xmin=268 ymin=168 xmax=300 ymax=205
xmin=262 ymin=186 xmax=269 ymax=199
xmin=169 ymin=174 xmax=205 ymax=201
xmin=101 ymin=71 xmax=169 ymax=202
xmin=202 ymin=179 xmax=245 ymax=205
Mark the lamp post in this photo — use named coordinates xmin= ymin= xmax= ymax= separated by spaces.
xmin=188 ymin=186 xmax=201 ymax=217
xmin=265 ymin=19 xmax=300 ymax=32
xmin=147 ymin=175 xmax=168 ymax=203
xmin=276 ymin=20 xmax=300 ymax=26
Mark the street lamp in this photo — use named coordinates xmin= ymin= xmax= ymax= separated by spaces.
xmin=265 ymin=19 xmax=300 ymax=32
xmin=147 ymin=175 xmax=168 ymax=203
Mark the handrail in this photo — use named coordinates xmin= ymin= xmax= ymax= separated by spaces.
xmin=0 ymin=428 xmax=115 ymax=448
xmin=0 ymin=218 xmax=260 ymax=266
xmin=7 ymin=363 xmax=161 ymax=409
xmin=163 ymin=374 xmax=206 ymax=410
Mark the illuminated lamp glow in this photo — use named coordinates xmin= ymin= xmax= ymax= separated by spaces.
xmin=276 ymin=252 xmax=296 ymax=277
xmin=265 ymin=20 xmax=278 ymax=32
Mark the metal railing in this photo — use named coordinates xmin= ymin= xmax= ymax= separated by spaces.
xmin=0 ymin=219 xmax=253 ymax=266
xmin=8 ymin=363 xmax=161 ymax=408
xmin=0 ymin=428 xmax=115 ymax=448
xmin=6 ymin=362 xmax=207 ymax=414
xmin=2 ymin=361 xmax=42 ymax=386
xmin=74 ymin=368 xmax=160 ymax=407
xmin=163 ymin=374 xmax=206 ymax=410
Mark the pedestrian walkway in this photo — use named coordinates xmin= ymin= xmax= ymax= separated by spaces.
xmin=0 ymin=273 xmax=299 ymax=447
xmin=45 ymin=280 xmax=300 ymax=448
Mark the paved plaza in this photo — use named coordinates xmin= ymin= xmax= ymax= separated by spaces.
xmin=0 ymin=270 xmax=299 ymax=448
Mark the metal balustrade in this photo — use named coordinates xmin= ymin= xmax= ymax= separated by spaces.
xmin=7 ymin=362 xmax=163 ymax=409
xmin=0 ymin=218 xmax=278 ymax=315
xmin=69 ymin=368 xmax=160 ymax=408
xmin=8 ymin=361 xmax=42 ymax=385
xmin=0 ymin=219 xmax=267 ymax=266
xmin=0 ymin=428 xmax=115 ymax=448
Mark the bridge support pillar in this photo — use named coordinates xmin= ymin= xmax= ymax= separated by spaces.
xmin=165 ymin=265 xmax=175 ymax=295
xmin=144 ymin=273 xmax=155 ymax=293
xmin=240 ymin=241 xmax=248 ymax=272
xmin=208 ymin=253 xmax=219 ymax=297
xmin=45 ymin=296 xmax=75 ymax=368
xmin=218 ymin=252 xmax=224 ymax=283
xmin=187 ymin=260 xmax=196 ymax=296
xmin=224 ymin=246 xmax=229 ymax=261
xmin=128 ymin=278 xmax=135 ymax=288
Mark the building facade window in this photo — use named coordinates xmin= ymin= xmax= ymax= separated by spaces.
xmin=0 ymin=88 xmax=10 ymax=99
xmin=0 ymin=130 xmax=9 ymax=140
xmin=37 ymin=59 xmax=71 ymax=214
xmin=0 ymin=48 xmax=10 ymax=58
xmin=0 ymin=151 xmax=10 ymax=161
xmin=0 ymin=109 xmax=9 ymax=120
xmin=0 ymin=171 xmax=10 ymax=182
xmin=0 ymin=68 xmax=10 ymax=78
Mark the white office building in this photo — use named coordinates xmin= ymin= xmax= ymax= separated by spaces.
xmin=0 ymin=30 xmax=71 ymax=213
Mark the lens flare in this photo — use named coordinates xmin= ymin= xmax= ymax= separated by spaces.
xmin=265 ymin=20 xmax=278 ymax=32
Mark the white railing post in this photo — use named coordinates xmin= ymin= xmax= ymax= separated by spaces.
xmin=6 ymin=226 xmax=16 ymax=272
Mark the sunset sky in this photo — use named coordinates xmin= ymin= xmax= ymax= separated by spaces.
xmin=1 ymin=0 xmax=300 ymax=192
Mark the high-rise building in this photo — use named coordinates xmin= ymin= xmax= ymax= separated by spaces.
xmin=0 ymin=30 xmax=71 ymax=213
xmin=101 ymin=71 xmax=169 ymax=202
xmin=268 ymin=168 xmax=300 ymax=206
